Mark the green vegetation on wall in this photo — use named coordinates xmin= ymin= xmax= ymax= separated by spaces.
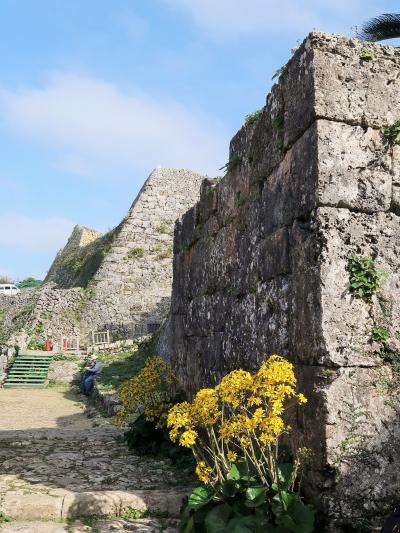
xmin=347 ymin=255 xmax=384 ymax=302
xmin=126 ymin=247 xmax=145 ymax=260
xmin=64 ymin=226 xmax=121 ymax=288
xmin=382 ymin=120 xmax=400 ymax=144
xmin=244 ymin=109 xmax=263 ymax=127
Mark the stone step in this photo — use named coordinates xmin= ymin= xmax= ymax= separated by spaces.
xmin=0 ymin=426 xmax=193 ymax=523
xmin=0 ymin=518 xmax=178 ymax=532
xmin=0 ymin=488 xmax=187 ymax=521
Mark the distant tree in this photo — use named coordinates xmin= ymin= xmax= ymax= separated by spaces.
xmin=360 ymin=13 xmax=400 ymax=42
xmin=0 ymin=276 xmax=11 ymax=284
xmin=22 ymin=277 xmax=36 ymax=283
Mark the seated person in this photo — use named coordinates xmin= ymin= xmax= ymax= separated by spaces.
xmin=80 ymin=355 xmax=103 ymax=396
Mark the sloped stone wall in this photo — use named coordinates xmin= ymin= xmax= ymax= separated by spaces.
xmin=83 ymin=167 xmax=205 ymax=338
xmin=170 ymin=32 xmax=400 ymax=529
xmin=13 ymin=167 xmax=205 ymax=347
xmin=45 ymin=225 xmax=102 ymax=287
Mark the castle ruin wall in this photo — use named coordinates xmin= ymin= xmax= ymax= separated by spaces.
xmin=169 ymin=32 xmax=400 ymax=528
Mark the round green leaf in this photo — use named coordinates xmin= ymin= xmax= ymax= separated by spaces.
xmin=204 ymin=503 xmax=232 ymax=533
xmin=188 ymin=485 xmax=213 ymax=509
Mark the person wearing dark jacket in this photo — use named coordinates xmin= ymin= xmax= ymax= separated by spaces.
xmin=80 ymin=355 xmax=103 ymax=396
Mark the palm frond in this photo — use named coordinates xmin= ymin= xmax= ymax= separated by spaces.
xmin=359 ymin=13 xmax=400 ymax=42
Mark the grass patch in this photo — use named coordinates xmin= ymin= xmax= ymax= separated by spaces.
xmin=52 ymin=353 xmax=81 ymax=362
xmin=219 ymin=155 xmax=242 ymax=174
xmin=360 ymin=49 xmax=375 ymax=61
xmin=46 ymin=380 xmax=69 ymax=390
xmin=0 ymin=512 xmax=12 ymax=523
xmin=95 ymin=337 xmax=158 ymax=393
xmin=156 ymin=246 xmax=173 ymax=261
xmin=67 ymin=508 xmax=149 ymax=527
xmin=126 ymin=247 xmax=145 ymax=260
xmin=156 ymin=221 xmax=174 ymax=236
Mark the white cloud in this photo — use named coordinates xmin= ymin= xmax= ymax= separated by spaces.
xmin=0 ymin=213 xmax=74 ymax=252
xmin=163 ymin=0 xmax=364 ymax=37
xmin=0 ymin=72 xmax=228 ymax=180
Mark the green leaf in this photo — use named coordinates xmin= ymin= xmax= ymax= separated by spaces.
xmin=245 ymin=486 xmax=267 ymax=508
xmin=272 ymin=491 xmax=296 ymax=513
xmin=227 ymin=464 xmax=241 ymax=481
xmin=204 ymin=503 xmax=232 ymax=533
xmin=221 ymin=479 xmax=239 ymax=498
xmin=227 ymin=514 xmax=277 ymax=533
xmin=188 ymin=486 xmax=213 ymax=509
xmin=181 ymin=514 xmax=195 ymax=533
xmin=278 ymin=463 xmax=294 ymax=489
xmin=277 ymin=502 xmax=315 ymax=533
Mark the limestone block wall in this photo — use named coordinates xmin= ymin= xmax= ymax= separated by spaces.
xmin=45 ymin=225 xmax=119 ymax=289
xmin=1 ymin=168 xmax=204 ymax=348
xmin=0 ymin=289 xmax=39 ymax=345
xmin=82 ymin=168 xmax=205 ymax=339
xmin=170 ymin=32 xmax=400 ymax=528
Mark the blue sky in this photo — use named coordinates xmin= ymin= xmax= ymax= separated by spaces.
xmin=0 ymin=0 xmax=397 ymax=280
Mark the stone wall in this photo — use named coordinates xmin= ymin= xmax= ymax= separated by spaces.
xmin=1 ymin=168 xmax=204 ymax=350
xmin=45 ymin=225 xmax=103 ymax=287
xmin=0 ymin=284 xmax=91 ymax=352
xmin=83 ymin=167 xmax=205 ymax=339
xmin=169 ymin=32 xmax=400 ymax=528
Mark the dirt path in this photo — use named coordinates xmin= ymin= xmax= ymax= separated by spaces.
xmin=0 ymin=388 xmax=91 ymax=430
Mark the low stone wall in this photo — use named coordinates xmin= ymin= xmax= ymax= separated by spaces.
xmin=91 ymin=388 xmax=122 ymax=417
xmin=0 ymin=346 xmax=17 ymax=384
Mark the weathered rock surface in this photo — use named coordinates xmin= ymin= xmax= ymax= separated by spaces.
xmin=169 ymin=32 xmax=400 ymax=529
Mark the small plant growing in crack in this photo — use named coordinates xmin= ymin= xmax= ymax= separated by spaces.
xmin=372 ymin=325 xmax=390 ymax=346
xmin=360 ymin=49 xmax=375 ymax=61
xmin=244 ymin=109 xmax=263 ymax=127
xmin=219 ymin=155 xmax=242 ymax=174
xmin=382 ymin=119 xmax=400 ymax=144
xmin=126 ymin=247 xmax=145 ymax=260
xmin=0 ymin=512 xmax=12 ymax=523
xmin=347 ymin=255 xmax=384 ymax=302
xmin=272 ymin=112 xmax=285 ymax=149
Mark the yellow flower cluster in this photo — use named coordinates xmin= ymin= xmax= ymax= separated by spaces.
xmin=117 ymin=356 xmax=174 ymax=428
xmin=195 ymin=461 xmax=213 ymax=484
xmin=167 ymin=355 xmax=307 ymax=486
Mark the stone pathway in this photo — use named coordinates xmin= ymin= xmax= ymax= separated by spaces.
xmin=0 ymin=389 xmax=192 ymax=532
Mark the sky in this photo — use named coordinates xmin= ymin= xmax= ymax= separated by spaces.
xmin=0 ymin=0 xmax=398 ymax=280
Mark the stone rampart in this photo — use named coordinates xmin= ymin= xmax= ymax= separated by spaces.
xmin=3 ymin=168 xmax=204 ymax=349
xmin=169 ymin=32 xmax=400 ymax=528
xmin=83 ymin=167 xmax=205 ymax=338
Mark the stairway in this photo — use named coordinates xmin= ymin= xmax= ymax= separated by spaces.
xmin=3 ymin=353 xmax=53 ymax=387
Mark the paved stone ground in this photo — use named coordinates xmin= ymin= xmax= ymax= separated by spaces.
xmin=0 ymin=388 xmax=192 ymax=532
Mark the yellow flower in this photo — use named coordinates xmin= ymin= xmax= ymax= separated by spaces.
xmin=192 ymin=388 xmax=220 ymax=425
xmin=297 ymin=393 xmax=308 ymax=404
xmin=216 ymin=369 xmax=253 ymax=408
xmin=239 ymin=436 xmax=251 ymax=448
xmin=179 ymin=429 xmax=198 ymax=448
xmin=117 ymin=356 xmax=175 ymax=428
xmin=227 ymin=450 xmax=237 ymax=463
xmin=167 ymin=402 xmax=193 ymax=442
xmin=195 ymin=461 xmax=213 ymax=484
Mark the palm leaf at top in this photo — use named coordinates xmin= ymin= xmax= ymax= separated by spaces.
xmin=359 ymin=13 xmax=400 ymax=42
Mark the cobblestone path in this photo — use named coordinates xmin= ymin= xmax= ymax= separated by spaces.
xmin=0 ymin=389 xmax=191 ymax=532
